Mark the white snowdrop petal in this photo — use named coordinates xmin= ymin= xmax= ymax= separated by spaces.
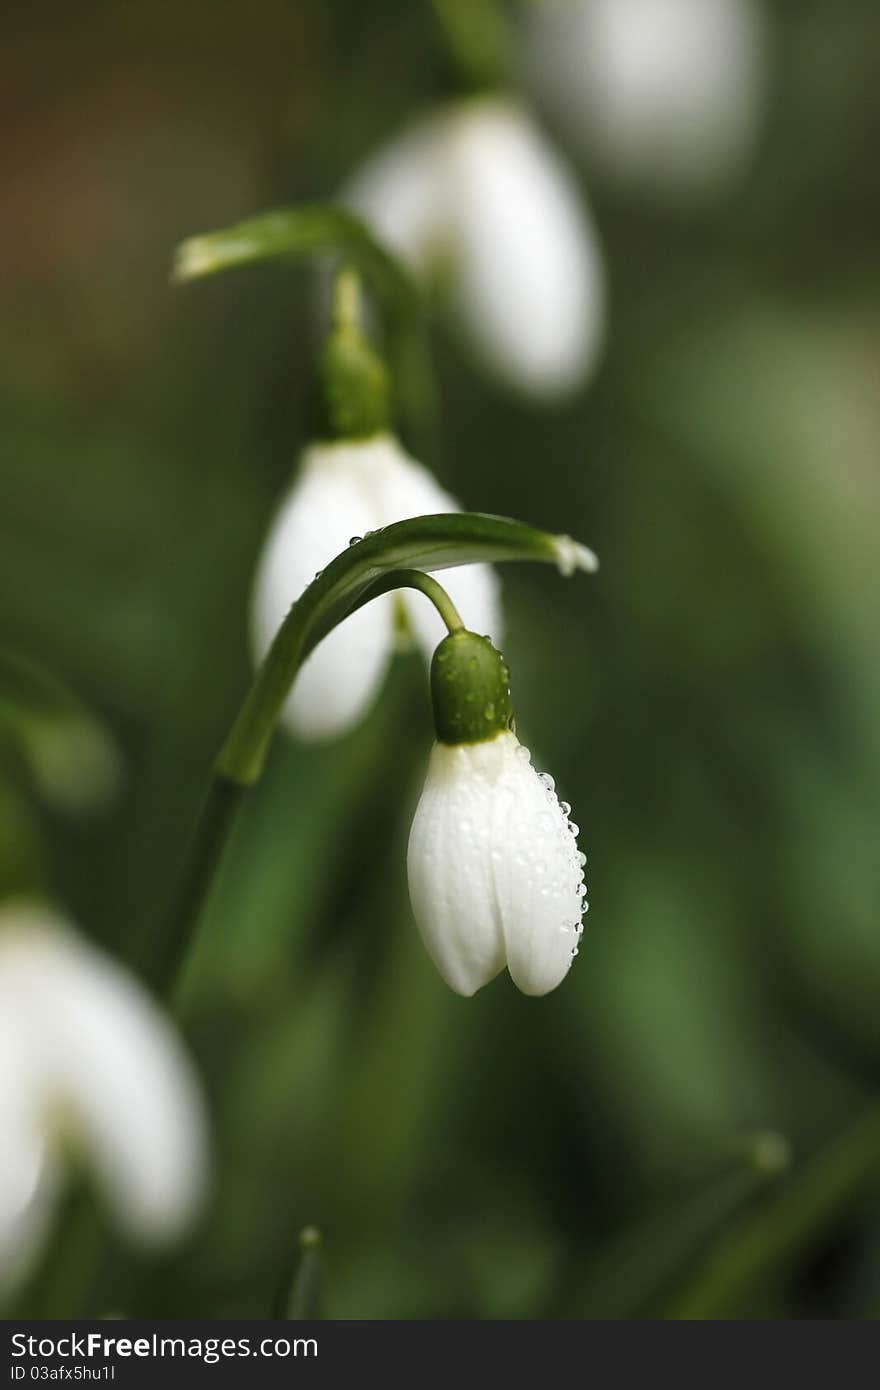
xmin=525 ymin=0 xmax=767 ymax=194
xmin=0 ymin=906 xmax=207 ymax=1243
xmin=282 ymin=606 xmax=394 ymax=740
xmin=487 ymin=735 xmax=585 ymax=996
xmin=42 ymin=931 xmax=209 ymax=1241
xmin=343 ymin=99 xmax=604 ymax=395
xmin=0 ymin=903 xmax=208 ymax=1252
xmin=343 ymin=114 xmax=446 ymax=272
xmin=252 ymin=432 xmax=504 ymax=739
xmin=251 ymin=438 xmax=397 ymax=740
xmin=407 ymin=735 xmax=586 ymax=997
xmin=0 ymin=1136 xmax=55 ymax=1293
xmin=445 ymin=99 xmax=605 ymax=394
xmin=0 ymin=1009 xmax=55 ymax=1289
xmin=407 ymin=742 xmax=506 ymax=996
xmin=372 ymin=442 xmax=503 ymax=651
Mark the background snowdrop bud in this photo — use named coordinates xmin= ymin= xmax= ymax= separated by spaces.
xmin=344 ymin=97 xmax=605 ymax=395
xmin=0 ymin=900 xmax=208 ymax=1285
xmin=524 ymin=0 xmax=768 ymax=198
xmin=444 ymin=98 xmax=604 ymax=394
xmin=252 ymin=434 xmax=501 ymax=741
xmin=408 ymin=633 xmax=587 ymax=997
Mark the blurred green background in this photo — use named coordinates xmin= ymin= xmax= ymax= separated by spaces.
xmin=2 ymin=0 xmax=879 ymax=1318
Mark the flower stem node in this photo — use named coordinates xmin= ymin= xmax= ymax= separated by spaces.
xmin=430 ymin=630 xmax=512 ymax=745
xmin=317 ymin=325 xmax=391 ymax=441
xmin=316 ymin=267 xmax=392 ymax=441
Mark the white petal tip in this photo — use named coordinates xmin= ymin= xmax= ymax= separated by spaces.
xmin=553 ymin=535 xmax=599 ymax=577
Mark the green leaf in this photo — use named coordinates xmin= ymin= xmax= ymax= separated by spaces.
xmin=172 ymin=204 xmax=438 ymax=458
xmin=275 ymin=1226 xmax=324 ymax=1320
xmin=664 ymin=1108 xmax=880 ymax=1318
xmin=173 ymin=204 xmax=408 ymax=301
xmin=216 ymin=512 xmax=597 ymax=785
xmin=566 ymin=1134 xmax=790 ymax=1318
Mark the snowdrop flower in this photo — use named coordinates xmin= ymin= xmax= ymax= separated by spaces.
xmin=252 ymin=432 xmax=501 ymax=740
xmin=0 ymin=900 xmax=208 ymax=1289
xmin=344 ymin=96 xmax=605 ymax=395
xmin=524 ymin=0 xmax=768 ymax=197
xmin=408 ymin=629 xmax=587 ymax=996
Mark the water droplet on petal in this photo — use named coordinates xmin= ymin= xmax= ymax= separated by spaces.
xmin=348 ymin=536 xmax=362 ymax=547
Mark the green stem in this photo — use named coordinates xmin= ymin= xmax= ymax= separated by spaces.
xmin=152 ymin=577 xmax=459 ymax=994
xmin=353 ymin=568 xmax=464 ymax=633
xmin=664 ymin=1107 xmax=880 ymax=1319
xmin=332 ymin=265 xmax=361 ymax=333
xmin=274 ymin=1226 xmax=324 ymax=1319
xmin=431 ymin=0 xmax=512 ymax=90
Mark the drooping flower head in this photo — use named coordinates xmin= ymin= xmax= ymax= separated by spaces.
xmin=524 ymin=0 xmax=768 ymax=197
xmin=408 ymin=629 xmax=587 ymax=996
xmin=0 ymin=899 xmax=208 ymax=1290
xmin=251 ymin=275 xmax=500 ymax=741
xmin=344 ymin=96 xmax=605 ymax=395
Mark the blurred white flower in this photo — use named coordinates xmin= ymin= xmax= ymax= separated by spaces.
xmin=344 ymin=96 xmax=605 ymax=395
xmin=251 ymin=432 xmax=501 ymax=741
xmin=0 ymin=900 xmax=208 ymax=1291
xmin=524 ymin=0 xmax=768 ymax=196
xmin=408 ymin=730 xmax=587 ymax=997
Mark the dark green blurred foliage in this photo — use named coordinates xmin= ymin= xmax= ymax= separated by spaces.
xmin=1 ymin=1 xmax=878 ymax=1318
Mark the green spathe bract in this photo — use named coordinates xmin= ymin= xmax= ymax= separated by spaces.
xmin=317 ymin=329 xmax=391 ymax=440
xmin=431 ymin=631 xmax=512 ymax=744
xmin=315 ymin=267 xmax=392 ymax=441
xmin=218 ymin=512 xmax=596 ymax=786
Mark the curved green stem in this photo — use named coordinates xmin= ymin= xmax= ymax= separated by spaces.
xmin=353 ymin=568 xmax=464 ymax=634
xmin=173 ymin=204 xmax=439 ymax=461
